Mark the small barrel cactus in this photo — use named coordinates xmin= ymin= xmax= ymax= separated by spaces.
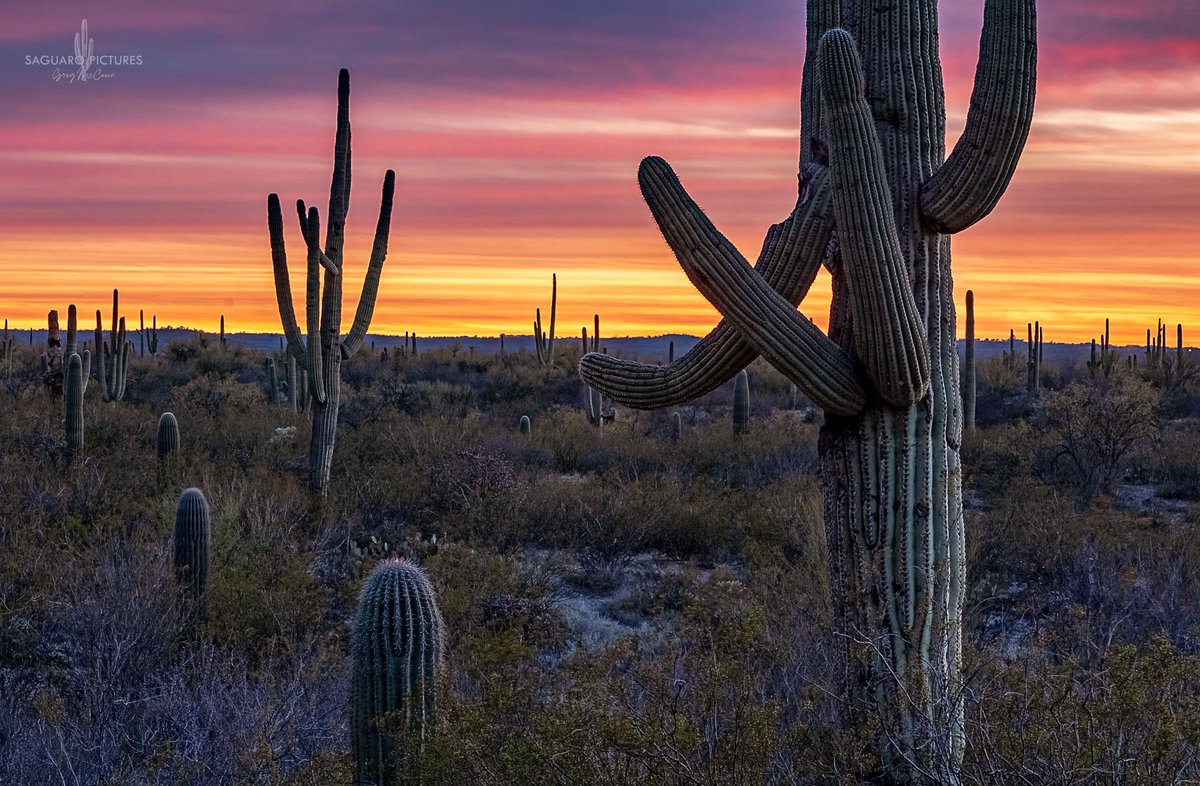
xmin=173 ymin=488 xmax=210 ymax=600
xmin=157 ymin=412 xmax=180 ymax=458
xmin=519 ymin=415 xmax=531 ymax=435
xmin=733 ymin=369 xmax=749 ymax=434
xmin=65 ymin=353 xmax=84 ymax=457
xmin=352 ymin=558 xmax=445 ymax=785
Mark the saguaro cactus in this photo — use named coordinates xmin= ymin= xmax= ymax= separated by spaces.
xmin=65 ymin=305 xmax=91 ymax=395
xmin=40 ymin=310 xmax=64 ymax=396
xmin=265 ymin=357 xmax=280 ymax=404
xmin=352 ymin=558 xmax=445 ymax=785
xmin=95 ymin=289 xmax=130 ymax=402
xmin=963 ymin=291 xmax=976 ymax=431
xmin=519 ymin=414 xmax=531 ymax=435
xmin=732 ymin=368 xmax=749 ymax=434
xmin=147 ymin=314 xmax=159 ymax=357
xmin=65 ymin=354 xmax=84 ymax=458
xmin=173 ymin=487 xmax=210 ymax=601
xmin=268 ymin=69 xmax=395 ymax=495
xmin=579 ymin=2 xmax=1037 ymax=781
xmin=157 ymin=412 xmax=180 ymax=458
xmin=533 ymin=274 xmax=557 ymax=365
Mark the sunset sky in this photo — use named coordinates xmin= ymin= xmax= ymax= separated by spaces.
xmin=3 ymin=1 xmax=1198 ymax=343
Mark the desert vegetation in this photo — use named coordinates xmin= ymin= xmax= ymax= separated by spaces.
xmin=3 ymin=1 xmax=1199 ymax=785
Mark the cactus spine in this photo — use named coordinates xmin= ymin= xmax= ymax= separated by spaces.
xmin=732 ymin=368 xmax=749 ymax=434
xmin=268 ymin=69 xmax=395 ymax=495
xmin=963 ymin=290 xmax=975 ymax=431
xmin=533 ymin=274 xmax=557 ymax=365
xmin=352 ymin=558 xmax=445 ymax=784
xmin=95 ymin=289 xmax=130 ymax=402
xmin=173 ymin=488 xmax=210 ymax=601
xmin=65 ymin=353 xmax=84 ymax=458
xmin=579 ymin=2 xmax=1037 ymax=780
xmin=157 ymin=412 xmax=180 ymax=458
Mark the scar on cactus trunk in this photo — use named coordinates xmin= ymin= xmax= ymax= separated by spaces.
xmin=578 ymin=2 xmax=1037 ymax=782
xmin=267 ymin=69 xmax=395 ymax=496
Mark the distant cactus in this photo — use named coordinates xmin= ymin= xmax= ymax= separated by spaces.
xmin=173 ymin=488 xmax=210 ymax=600
xmin=157 ymin=412 xmax=180 ymax=458
xmin=352 ymin=558 xmax=445 ymax=785
xmin=533 ymin=274 xmax=557 ymax=365
xmin=139 ymin=310 xmax=145 ymax=356
xmin=1087 ymin=319 xmax=1119 ymax=379
xmin=286 ymin=353 xmax=298 ymax=410
xmin=65 ymin=305 xmax=91 ymax=394
xmin=733 ymin=369 xmax=749 ymax=434
xmin=147 ymin=314 xmax=159 ymax=357
xmin=963 ymin=291 xmax=975 ymax=431
xmin=671 ymin=411 xmax=682 ymax=441
xmin=220 ymin=314 xmax=227 ymax=350
xmin=268 ymin=69 xmax=395 ymax=495
xmin=1026 ymin=321 xmax=1043 ymax=395
xmin=519 ymin=415 xmax=531 ymax=435
xmin=668 ymin=340 xmax=674 ymax=363
xmin=95 ymin=289 xmax=130 ymax=402
xmin=583 ymin=314 xmax=608 ymax=427
xmin=65 ymin=354 xmax=84 ymax=457
xmin=40 ymin=310 xmax=64 ymax=396
xmin=265 ymin=358 xmax=280 ymax=404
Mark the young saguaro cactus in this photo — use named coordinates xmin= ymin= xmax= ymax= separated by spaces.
xmin=519 ymin=414 xmax=531 ymax=435
xmin=578 ymin=2 xmax=1037 ymax=781
xmin=65 ymin=353 xmax=84 ymax=458
xmin=95 ymin=289 xmax=130 ymax=402
xmin=352 ymin=558 xmax=445 ymax=785
xmin=173 ymin=487 xmax=210 ymax=601
xmin=268 ymin=69 xmax=396 ymax=495
xmin=157 ymin=412 xmax=180 ymax=458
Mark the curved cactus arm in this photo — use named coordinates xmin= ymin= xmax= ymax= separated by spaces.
xmin=79 ymin=349 xmax=91 ymax=395
xmin=296 ymin=198 xmax=340 ymax=275
xmin=626 ymin=156 xmax=867 ymax=416
xmin=579 ymin=166 xmax=835 ymax=409
xmin=819 ymin=29 xmax=930 ymax=407
xmin=268 ymin=193 xmax=310 ymax=369
xmin=341 ymin=169 xmax=396 ymax=359
xmin=304 ymin=206 xmax=328 ymax=405
xmin=921 ymin=0 xmax=1038 ymax=234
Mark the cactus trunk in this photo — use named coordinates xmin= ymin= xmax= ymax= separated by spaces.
xmin=963 ymin=290 xmax=976 ymax=431
xmin=157 ymin=412 xmax=180 ymax=458
xmin=733 ymin=368 xmax=749 ymax=434
xmin=65 ymin=354 xmax=84 ymax=457
xmin=579 ymin=1 xmax=1037 ymax=780
xmin=173 ymin=488 xmax=210 ymax=602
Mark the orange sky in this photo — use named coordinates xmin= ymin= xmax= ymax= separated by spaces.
xmin=3 ymin=2 xmax=1198 ymax=344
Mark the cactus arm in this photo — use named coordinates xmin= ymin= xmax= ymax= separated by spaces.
xmin=341 ymin=169 xmax=395 ymax=359
xmin=303 ymin=206 xmax=327 ymax=405
xmin=579 ymin=167 xmax=834 ymax=409
xmin=622 ymin=156 xmax=867 ymax=416
xmin=547 ymin=273 xmax=556 ymax=363
xmin=325 ymin=69 xmax=351 ymax=269
xmin=268 ymin=193 xmax=309 ymax=369
xmin=920 ymin=0 xmax=1038 ymax=234
xmin=800 ymin=0 xmax=841 ymax=168
xmin=818 ymin=29 xmax=930 ymax=407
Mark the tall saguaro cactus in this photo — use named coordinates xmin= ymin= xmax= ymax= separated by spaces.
xmin=579 ymin=2 xmax=1037 ymax=781
xmin=267 ymin=69 xmax=395 ymax=495
xmin=95 ymin=289 xmax=130 ymax=402
xmin=352 ymin=558 xmax=445 ymax=785
xmin=65 ymin=353 xmax=84 ymax=458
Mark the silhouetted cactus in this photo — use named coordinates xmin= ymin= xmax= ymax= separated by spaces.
xmin=173 ymin=488 xmax=210 ymax=600
xmin=40 ymin=310 xmax=64 ymax=396
xmin=64 ymin=305 xmax=91 ymax=395
xmin=733 ymin=369 xmax=749 ymax=434
xmin=95 ymin=289 xmax=129 ymax=402
xmin=1027 ymin=321 xmax=1043 ymax=395
xmin=519 ymin=415 xmax=531 ymax=435
xmin=671 ymin=411 xmax=682 ymax=441
xmin=157 ymin=412 xmax=180 ymax=458
xmin=267 ymin=69 xmax=395 ymax=495
xmin=286 ymin=353 xmax=298 ymax=410
xmin=65 ymin=353 xmax=84 ymax=457
xmin=147 ymin=314 xmax=159 ymax=357
xmin=964 ymin=291 xmax=975 ymax=431
xmin=219 ymin=314 xmax=226 ymax=350
xmin=352 ymin=558 xmax=444 ymax=785
xmin=533 ymin=274 xmax=557 ymax=365
xmin=579 ymin=3 xmax=1037 ymax=778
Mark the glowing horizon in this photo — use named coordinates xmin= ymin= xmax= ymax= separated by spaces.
xmin=3 ymin=2 xmax=1198 ymax=344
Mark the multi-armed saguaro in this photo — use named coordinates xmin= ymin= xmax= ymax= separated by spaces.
xmin=268 ymin=69 xmax=395 ymax=495
xmin=579 ymin=1 xmax=1036 ymax=782
xmin=95 ymin=289 xmax=130 ymax=402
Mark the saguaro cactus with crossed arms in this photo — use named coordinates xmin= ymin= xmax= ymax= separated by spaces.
xmin=268 ymin=69 xmax=395 ymax=495
xmin=580 ymin=1 xmax=1036 ymax=782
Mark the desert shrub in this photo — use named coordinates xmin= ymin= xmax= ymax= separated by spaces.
xmin=1035 ymin=377 xmax=1159 ymax=508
